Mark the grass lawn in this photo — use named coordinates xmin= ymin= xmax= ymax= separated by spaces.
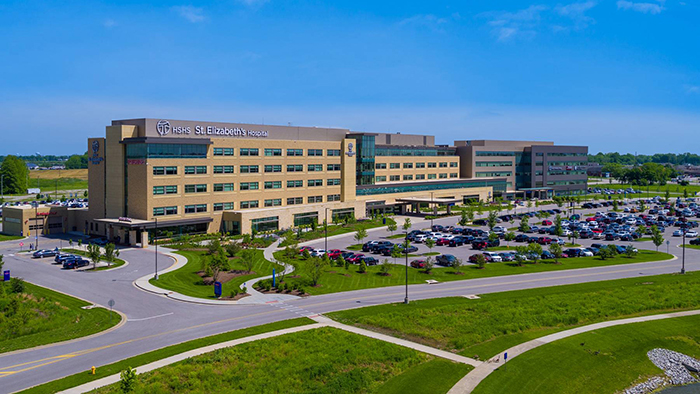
xmin=279 ymin=217 xmax=396 ymax=247
xmin=0 ymin=281 xmax=120 ymax=354
xmin=275 ymin=250 xmax=672 ymax=296
xmin=150 ymin=249 xmax=282 ymax=299
xmin=0 ymin=233 xmax=23 ymax=242
xmin=61 ymin=248 xmax=126 ymax=270
xmin=327 ymin=272 xmax=700 ymax=362
xmin=682 ymin=244 xmax=700 ymax=250
xmin=91 ymin=327 xmax=469 ymax=394
xmin=473 ymin=314 xmax=700 ymax=394
xmin=19 ymin=318 xmax=313 ymax=394
xmin=596 ymin=182 xmax=700 ymax=194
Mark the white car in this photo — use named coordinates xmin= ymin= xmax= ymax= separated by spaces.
xmin=483 ymin=252 xmax=503 ymax=262
xmin=414 ymin=234 xmax=428 ymax=243
xmin=561 ymin=229 xmax=572 ymax=236
xmin=578 ymin=248 xmax=594 ymax=257
xmin=686 ymin=230 xmax=698 ymax=238
xmin=311 ymin=249 xmax=326 ymax=257
xmin=492 ymin=226 xmax=507 ymax=233
xmin=673 ymin=230 xmax=684 ymax=237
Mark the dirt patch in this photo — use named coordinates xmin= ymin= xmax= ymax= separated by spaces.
xmin=378 ymin=273 xmax=391 ymax=277
xmin=257 ymin=288 xmax=307 ymax=297
xmin=197 ymin=270 xmax=254 ymax=285
xmin=452 ymin=272 xmax=465 ymax=275
xmin=288 ymin=275 xmax=302 ymax=279
xmin=219 ymin=293 xmax=251 ymax=301
xmin=342 ymin=273 xmax=352 ymax=277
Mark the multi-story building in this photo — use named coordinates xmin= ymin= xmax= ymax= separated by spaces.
xmin=2 ymin=119 xmax=587 ymax=246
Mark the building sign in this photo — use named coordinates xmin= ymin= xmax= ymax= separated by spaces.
xmin=36 ymin=212 xmax=57 ymax=216
xmin=156 ymin=119 xmax=269 ymax=138
xmin=118 ymin=217 xmax=132 ymax=222
xmin=127 ymin=159 xmax=146 ymax=165
xmin=346 ymin=142 xmax=356 ymax=157
xmin=89 ymin=140 xmax=104 ymax=165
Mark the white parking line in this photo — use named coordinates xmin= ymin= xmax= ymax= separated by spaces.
xmin=128 ymin=312 xmax=174 ymax=322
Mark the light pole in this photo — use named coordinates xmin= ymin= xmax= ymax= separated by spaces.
xmin=430 ymin=192 xmax=434 ymax=229
xmin=153 ymin=216 xmax=159 ymax=280
xmin=404 ymin=230 xmax=409 ymax=304
xmin=681 ymin=231 xmax=686 ymax=274
xmin=33 ymin=202 xmax=39 ymax=250
xmin=324 ymin=208 xmax=329 ymax=252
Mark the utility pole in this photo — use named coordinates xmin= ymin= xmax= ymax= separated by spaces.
xmin=153 ymin=216 xmax=159 ymax=280
xmin=404 ymin=230 xmax=409 ymax=304
xmin=681 ymin=231 xmax=686 ymax=274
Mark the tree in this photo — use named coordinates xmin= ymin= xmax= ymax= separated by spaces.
xmin=207 ymin=238 xmax=221 ymax=255
xmin=120 ymin=367 xmax=137 ymax=393
xmin=519 ymin=216 xmax=530 ymax=233
xmin=651 ymin=225 xmax=664 ymax=252
xmin=387 ymin=222 xmax=397 ymax=236
xmin=466 ymin=210 xmax=475 ymax=224
xmin=664 ymin=188 xmax=670 ymax=203
xmin=391 ymin=244 xmax=402 ymax=265
xmin=423 ymin=256 xmax=434 ymax=273
xmin=571 ymin=231 xmax=579 ymax=246
xmin=486 ymin=210 xmax=498 ymax=230
xmin=424 ymin=237 xmax=437 ymax=256
xmin=402 ymin=218 xmax=412 ymax=232
xmin=514 ymin=246 xmax=528 ymax=266
xmin=624 ymin=245 xmax=638 ymax=258
xmin=598 ymin=245 xmax=616 ymax=260
xmin=0 ymin=155 xmax=29 ymax=194
xmin=0 ymin=254 xmax=3 ymax=273
xmin=65 ymin=152 xmax=88 ymax=169
xmin=103 ymin=243 xmax=120 ymax=268
xmin=240 ymin=249 xmax=255 ymax=273
xmin=68 ymin=239 xmax=73 ymax=248
xmin=459 ymin=210 xmax=469 ymax=226
xmin=553 ymin=215 xmax=563 ymax=237
xmin=354 ymin=228 xmax=368 ymax=245
xmin=380 ymin=259 xmax=391 ymax=276
xmin=208 ymin=248 xmax=231 ymax=283
xmin=528 ymin=242 xmax=543 ymax=264
xmin=612 ymin=200 xmax=619 ymax=211
xmin=358 ymin=260 xmax=367 ymax=274
xmin=306 ymin=256 xmax=329 ymax=285
xmin=504 ymin=231 xmax=516 ymax=247
xmin=86 ymin=243 xmax=101 ymax=270
xmin=488 ymin=231 xmax=499 ymax=244
xmin=549 ymin=243 xmax=563 ymax=264
xmin=451 ymin=257 xmax=464 ymax=274
xmin=474 ymin=254 xmax=486 ymax=269
xmin=225 ymin=242 xmax=242 ymax=258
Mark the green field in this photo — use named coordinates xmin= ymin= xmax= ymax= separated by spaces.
xmin=19 ymin=318 xmax=314 ymax=394
xmin=275 ymin=250 xmax=672 ymax=295
xmin=61 ymin=248 xmax=126 ymax=270
xmin=0 ymin=233 xmax=23 ymax=242
xmin=280 ymin=217 xmax=397 ymax=247
xmin=473 ymin=314 xmax=700 ymax=394
xmin=0 ymin=281 xmax=120 ymax=354
xmin=92 ymin=327 xmax=470 ymax=394
xmin=682 ymin=244 xmax=700 ymax=250
xmin=328 ymin=272 xmax=700 ymax=361
xmin=595 ymin=182 xmax=700 ymax=194
xmin=150 ymin=249 xmax=282 ymax=299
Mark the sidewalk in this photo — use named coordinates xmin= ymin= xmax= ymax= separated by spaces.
xmin=447 ymin=308 xmax=700 ymax=393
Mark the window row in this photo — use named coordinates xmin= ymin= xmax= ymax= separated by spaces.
xmin=375 ymin=173 xmax=458 ymax=182
xmin=153 ymin=164 xmax=341 ymax=176
xmin=213 ymin=148 xmax=342 ymax=157
xmin=376 ymin=162 xmax=457 ymax=169
xmin=156 ymin=179 xmax=343 ymax=195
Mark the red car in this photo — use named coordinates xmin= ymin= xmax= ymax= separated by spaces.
xmin=327 ymin=249 xmax=342 ymax=259
xmin=542 ymin=220 xmax=553 ymax=226
xmin=347 ymin=254 xmax=365 ymax=264
xmin=298 ymin=246 xmax=314 ymax=254
xmin=436 ymin=238 xmax=451 ymax=246
xmin=537 ymin=237 xmax=552 ymax=245
xmin=410 ymin=259 xmax=426 ymax=268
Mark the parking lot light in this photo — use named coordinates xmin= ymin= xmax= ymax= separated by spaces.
xmin=681 ymin=231 xmax=686 ymax=274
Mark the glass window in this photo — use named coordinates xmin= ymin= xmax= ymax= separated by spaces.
xmin=153 ymin=166 xmax=178 ymax=175
xmin=264 ymin=148 xmax=282 ymax=156
xmin=294 ymin=212 xmax=318 ymax=226
xmin=251 ymin=216 xmax=279 ymax=232
xmin=403 ymin=175 xmax=413 ymax=180
xmin=213 ymin=148 xmax=234 ymax=156
xmin=327 ymin=178 xmax=341 ymax=186
xmin=264 ymin=181 xmax=282 ymax=189
xmin=308 ymin=149 xmax=323 ymax=156
xmin=475 ymin=151 xmax=516 ymax=157
xmin=327 ymin=194 xmax=341 ymax=202
xmin=439 ymin=162 xmax=447 ymax=168
xmin=240 ymin=165 xmax=259 ymax=173
xmin=389 ymin=163 xmax=400 ymax=169
xmin=213 ymin=202 xmax=235 ymax=211
xmin=127 ymin=143 xmax=207 ymax=159
xmin=286 ymin=180 xmax=303 ymax=188
xmin=428 ymin=162 xmax=437 ymax=168
xmin=327 ymin=164 xmax=341 ymax=171
xmin=185 ymin=184 xmax=207 ymax=193
xmin=416 ymin=163 xmax=425 ymax=168
xmin=439 ymin=173 xmax=447 ymax=179
xmin=308 ymin=179 xmax=323 ymax=187
xmin=475 ymin=171 xmax=513 ymax=177
xmin=389 ymin=175 xmax=400 ymax=181
xmin=153 ymin=185 xmax=177 ymax=195
xmin=240 ymin=200 xmax=259 ymax=209
xmin=213 ymin=183 xmax=234 ymax=192
xmin=287 ymin=197 xmax=303 ymax=205
xmin=416 ymin=174 xmax=425 ymax=180
xmin=287 ymin=164 xmax=304 ymax=172
xmin=308 ymin=196 xmax=323 ymax=203
xmin=375 ymin=176 xmax=387 ymax=182
xmin=307 ymin=164 xmax=323 ymax=172
xmin=286 ymin=149 xmax=304 ymax=156
xmin=450 ymin=173 xmax=458 ymax=178
xmin=240 ymin=148 xmax=259 ymax=156
xmin=240 ymin=182 xmax=259 ymax=191
xmin=375 ymin=163 xmax=387 ymax=169
xmin=428 ymin=173 xmax=437 ymax=179
xmin=475 ymin=161 xmax=513 ymax=167
xmin=153 ymin=206 xmax=177 ymax=216
xmin=213 ymin=165 xmax=234 ymax=174
xmin=327 ymin=149 xmax=341 ymax=156
xmin=184 ymin=204 xmax=207 ymax=213
xmin=403 ymin=163 xmax=413 ymax=169
xmin=185 ymin=166 xmax=207 ymax=174
xmin=264 ymin=165 xmax=282 ymax=173
xmin=264 ymin=199 xmax=282 ymax=207
xmin=450 ymin=162 xmax=458 ymax=167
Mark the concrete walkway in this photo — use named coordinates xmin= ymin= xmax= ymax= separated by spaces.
xmin=56 ymin=323 xmax=325 ymax=394
xmin=447 ymin=308 xmax=700 ymax=393
xmin=237 ymin=239 xmax=299 ymax=304
xmin=311 ymin=315 xmax=482 ymax=367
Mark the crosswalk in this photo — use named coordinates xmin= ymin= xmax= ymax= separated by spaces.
xmin=267 ymin=301 xmax=318 ymax=318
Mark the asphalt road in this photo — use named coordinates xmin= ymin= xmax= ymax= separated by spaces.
xmin=0 ymin=203 xmax=698 ymax=393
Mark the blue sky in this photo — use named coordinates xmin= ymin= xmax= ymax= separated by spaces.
xmin=0 ymin=0 xmax=698 ymax=155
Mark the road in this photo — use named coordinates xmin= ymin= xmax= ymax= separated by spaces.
xmin=0 ymin=203 xmax=698 ymax=393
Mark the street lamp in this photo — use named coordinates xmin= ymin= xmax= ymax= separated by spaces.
xmin=430 ymin=192 xmax=434 ymax=229
xmin=404 ymin=230 xmax=409 ymax=304
xmin=681 ymin=231 xmax=686 ymax=274
xmin=324 ymin=208 xmax=329 ymax=252
xmin=33 ymin=202 xmax=39 ymax=250
xmin=153 ymin=216 xmax=159 ymax=280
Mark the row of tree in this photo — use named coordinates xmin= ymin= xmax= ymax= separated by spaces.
xmin=0 ymin=155 xmax=30 ymax=195
xmin=590 ymin=152 xmax=700 ymax=166
xmin=601 ymin=162 xmax=677 ymax=186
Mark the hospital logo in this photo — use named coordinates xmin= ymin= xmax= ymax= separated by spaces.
xmin=156 ymin=120 xmax=171 ymax=136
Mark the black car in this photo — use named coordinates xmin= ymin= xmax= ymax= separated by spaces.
xmin=62 ymin=258 xmax=90 ymax=269
xmin=448 ymin=236 xmax=467 ymax=247
xmin=54 ymin=254 xmax=78 ymax=264
xmin=436 ymin=254 xmax=457 ymax=266
xmin=33 ymin=249 xmax=58 ymax=258
xmin=360 ymin=256 xmax=379 ymax=266
xmin=564 ymin=248 xmax=583 ymax=257
xmin=689 ymin=238 xmax=700 ymax=245
xmin=473 ymin=219 xmax=488 ymax=226
xmin=371 ymin=242 xmax=394 ymax=253
xmin=515 ymin=234 xmax=530 ymax=242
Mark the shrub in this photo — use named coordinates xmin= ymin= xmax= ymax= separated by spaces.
xmin=10 ymin=278 xmax=25 ymax=294
xmin=358 ymin=261 xmax=367 ymax=274
xmin=119 ymin=366 xmax=137 ymax=393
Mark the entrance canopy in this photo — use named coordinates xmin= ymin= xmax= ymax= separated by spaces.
xmin=395 ymin=196 xmax=461 ymax=205
xmin=94 ymin=217 xmax=213 ymax=230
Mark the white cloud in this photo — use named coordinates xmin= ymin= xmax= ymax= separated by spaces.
xmin=102 ymin=19 xmax=117 ymax=28
xmin=481 ymin=3 xmax=597 ymax=41
xmin=236 ymin=0 xmax=269 ymax=6
xmin=555 ymin=1 xmax=597 ymax=29
xmin=686 ymin=85 xmax=700 ymax=94
xmin=171 ymin=6 xmax=206 ymax=23
xmin=398 ymin=14 xmax=449 ymax=30
xmin=617 ymin=0 xmax=665 ymax=14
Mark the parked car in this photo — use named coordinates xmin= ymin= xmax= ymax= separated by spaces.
xmin=311 ymin=249 xmax=327 ymax=257
xmin=498 ymin=252 xmax=515 ymax=262
xmin=298 ymin=246 xmax=314 ymax=254
xmin=689 ymin=238 xmax=700 ymax=245
xmin=327 ymin=250 xmax=342 ymax=259
xmin=62 ymin=258 xmax=90 ymax=269
xmin=448 ymin=236 xmax=468 ymax=247
xmin=360 ymin=256 xmax=379 ymax=266
xmin=483 ymin=252 xmax=503 ymax=262
xmin=54 ymin=254 xmax=78 ymax=264
xmin=33 ymin=249 xmax=57 ymax=258
xmin=686 ymin=230 xmax=699 ymax=238
xmin=436 ymin=254 xmax=457 ymax=266
xmin=410 ymin=259 xmax=427 ymax=268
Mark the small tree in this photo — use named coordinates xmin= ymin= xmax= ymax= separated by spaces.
xmin=358 ymin=260 xmax=367 ymax=274
xmin=651 ymin=225 xmax=664 ymax=252
xmin=474 ymin=254 xmax=486 ymax=269
xmin=423 ymin=256 xmax=434 ymax=273
xmin=598 ymin=245 xmax=616 ymax=260
xmin=504 ymin=231 xmax=516 ymax=247
xmin=488 ymin=231 xmax=499 ymax=244
xmin=519 ymin=216 xmax=530 ymax=233
xmin=466 ymin=210 xmax=475 ymax=224
xmin=624 ymin=245 xmax=638 ymax=258
xmin=86 ymin=243 xmax=101 ymax=270
xmin=451 ymin=257 xmax=464 ymax=274
xmin=459 ymin=209 xmax=469 ymax=226
xmin=354 ymin=228 xmax=368 ymax=246
xmin=391 ymin=244 xmax=402 ymax=265
xmin=664 ymin=188 xmax=670 ymax=203
xmin=380 ymin=259 xmax=391 ymax=276
xmin=424 ymin=237 xmax=436 ymax=254
xmin=306 ymin=256 xmax=328 ymax=285
xmin=514 ymin=245 xmax=528 ymax=266
xmin=402 ymin=218 xmax=412 ymax=232
xmin=77 ymin=239 xmax=82 ymax=249
xmin=549 ymin=243 xmax=563 ymax=264
xmin=68 ymin=239 xmax=73 ymax=248
xmin=387 ymin=222 xmax=397 ymax=236
xmin=240 ymin=249 xmax=256 ymax=273
xmin=487 ymin=210 xmax=498 ymax=230
xmin=119 ymin=367 xmax=137 ymax=393
xmin=209 ymin=248 xmax=231 ymax=282
xmin=553 ymin=215 xmax=563 ymax=237
xmin=528 ymin=242 xmax=543 ymax=264
xmin=103 ymin=243 xmax=120 ymax=268
xmin=225 ymin=242 xmax=242 ymax=258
